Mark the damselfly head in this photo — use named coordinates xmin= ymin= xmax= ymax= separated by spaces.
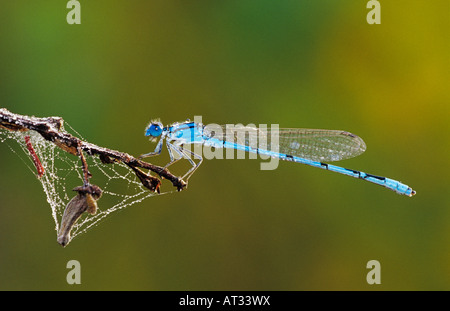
xmin=145 ymin=120 xmax=164 ymax=141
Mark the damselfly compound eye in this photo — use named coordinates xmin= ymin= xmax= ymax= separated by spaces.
xmin=145 ymin=122 xmax=163 ymax=138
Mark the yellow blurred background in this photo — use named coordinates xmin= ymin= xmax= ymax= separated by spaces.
xmin=0 ymin=0 xmax=448 ymax=290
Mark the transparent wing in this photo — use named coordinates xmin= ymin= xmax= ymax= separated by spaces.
xmin=203 ymin=125 xmax=366 ymax=162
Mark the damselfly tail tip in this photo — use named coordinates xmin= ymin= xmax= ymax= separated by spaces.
xmin=409 ymin=189 xmax=416 ymax=197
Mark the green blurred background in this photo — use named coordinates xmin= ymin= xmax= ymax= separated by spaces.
xmin=0 ymin=0 xmax=449 ymax=290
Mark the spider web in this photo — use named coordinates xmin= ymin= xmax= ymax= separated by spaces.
xmin=0 ymin=123 xmax=169 ymax=244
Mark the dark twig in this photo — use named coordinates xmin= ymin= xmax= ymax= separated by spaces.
xmin=0 ymin=108 xmax=186 ymax=191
